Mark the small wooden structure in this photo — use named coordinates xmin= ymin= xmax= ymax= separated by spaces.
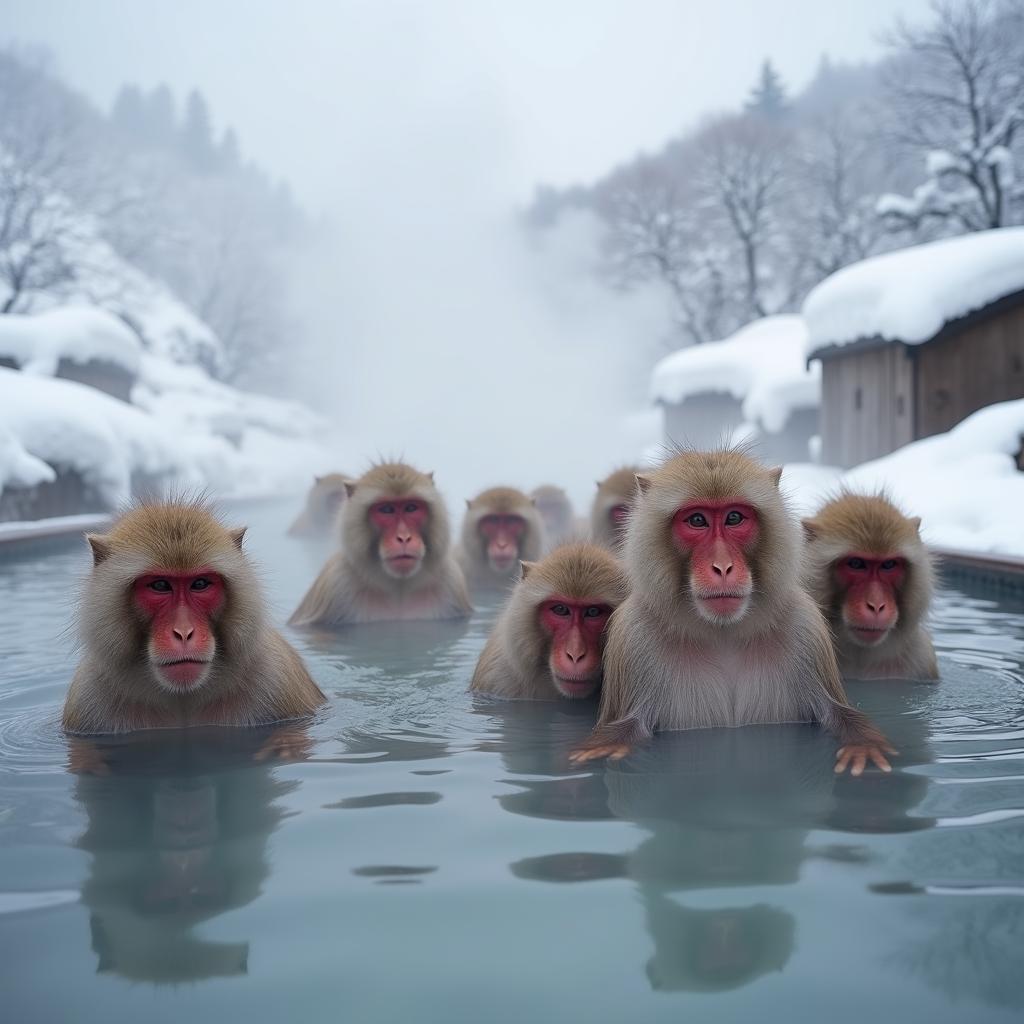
xmin=811 ymin=290 xmax=1024 ymax=467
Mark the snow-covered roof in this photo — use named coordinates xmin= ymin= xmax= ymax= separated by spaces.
xmin=804 ymin=227 xmax=1024 ymax=359
xmin=0 ymin=306 xmax=142 ymax=377
xmin=650 ymin=315 xmax=820 ymax=432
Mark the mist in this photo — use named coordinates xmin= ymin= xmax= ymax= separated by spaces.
xmin=291 ymin=18 xmax=669 ymax=510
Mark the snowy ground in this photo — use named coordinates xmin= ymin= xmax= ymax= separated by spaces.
xmin=781 ymin=400 xmax=1024 ymax=556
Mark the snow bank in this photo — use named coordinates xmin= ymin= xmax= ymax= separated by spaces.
xmin=804 ymin=227 xmax=1024 ymax=357
xmin=651 ymin=315 xmax=819 ymax=431
xmin=0 ymin=367 xmax=188 ymax=503
xmin=0 ymin=306 xmax=141 ymax=376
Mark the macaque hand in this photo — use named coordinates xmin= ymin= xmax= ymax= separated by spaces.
xmin=569 ymin=742 xmax=632 ymax=765
xmin=834 ymin=743 xmax=896 ymax=776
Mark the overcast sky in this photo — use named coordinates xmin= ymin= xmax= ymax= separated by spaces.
xmin=5 ymin=0 xmax=933 ymax=211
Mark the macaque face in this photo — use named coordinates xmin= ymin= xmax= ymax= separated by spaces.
xmin=369 ymin=498 xmax=429 ymax=578
xmin=478 ymin=514 xmax=527 ymax=572
xmin=672 ymin=501 xmax=758 ymax=624
xmin=133 ymin=571 xmax=226 ymax=691
xmin=538 ymin=597 xmax=613 ymax=699
xmin=835 ymin=555 xmax=905 ymax=646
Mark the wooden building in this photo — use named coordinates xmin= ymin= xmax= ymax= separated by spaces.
xmin=810 ymin=288 xmax=1024 ymax=468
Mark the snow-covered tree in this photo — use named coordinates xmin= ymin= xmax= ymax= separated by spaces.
xmin=879 ymin=0 xmax=1024 ymax=233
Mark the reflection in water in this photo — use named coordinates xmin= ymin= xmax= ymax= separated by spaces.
xmin=71 ymin=730 xmax=300 ymax=985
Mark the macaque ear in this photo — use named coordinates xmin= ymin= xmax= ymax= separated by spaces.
xmin=465 ymin=498 xmax=472 ymax=509
xmin=908 ymin=515 xmax=922 ymax=532
xmin=634 ymin=474 xmax=652 ymax=494
xmin=86 ymin=533 xmax=112 ymax=566
xmin=801 ymin=518 xmax=819 ymax=542
xmin=767 ymin=466 xmax=783 ymax=487
xmin=344 ymin=481 xmax=357 ymax=498
xmin=519 ymin=560 xmax=536 ymax=580
xmin=229 ymin=526 xmax=247 ymax=550
xmin=426 ymin=471 xmax=435 ymax=482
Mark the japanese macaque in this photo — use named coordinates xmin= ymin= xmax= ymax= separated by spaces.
xmin=591 ymin=466 xmax=642 ymax=550
xmin=287 ymin=472 xmax=352 ymax=538
xmin=802 ymin=493 xmax=938 ymax=680
xmin=471 ymin=543 xmax=629 ymax=700
xmin=530 ymin=485 xmax=577 ymax=549
xmin=290 ymin=462 xmax=472 ymax=625
xmin=63 ymin=503 xmax=324 ymax=735
xmin=570 ymin=449 xmax=895 ymax=775
xmin=62 ymin=502 xmax=325 ymax=735
xmin=456 ymin=486 xmax=545 ymax=590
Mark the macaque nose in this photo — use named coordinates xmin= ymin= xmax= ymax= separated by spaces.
xmin=866 ymin=599 xmax=884 ymax=613
xmin=173 ymin=625 xmax=194 ymax=642
xmin=712 ymin=559 xmax=733 ymax=578
xmin=396 ymin=528 xmax=412 ymax=545
xmin=565 ymin=645 xmax=586 ymax=664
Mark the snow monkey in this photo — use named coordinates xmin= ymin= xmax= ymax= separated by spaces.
xmin=530 ymin=485 xmax=577 ymax=550
xmin=471 ymin=543 xmax=629 ymax=701
xmin=457 ymin=486 xmax=545 ymax=591
xmin=570 ymin=449 xmax=895 ymax=776
xmin=802 ymin=492 xmax=938 ymax=680
xmin=287 ymin=472 xmax=353 ymax=538
xmin=62 ymin=501 xmax=325 ymax=735
xmin=591 ymin=466 xmax=643 ymax=550
xmin=290 ymin=461 xmax=472 ymax=625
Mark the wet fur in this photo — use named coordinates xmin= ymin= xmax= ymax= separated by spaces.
xmin=456 ymin=486 xmax=545 ymax=590
xmin=290 ymin=462 xmax=472 ymax=625
xmin=802 ymin=492 xmax=938 ymax=680
xmin=63 ymin=500 xmax=325 ymax=734
xmin=471 ymin=543 xmax=629 ymax=699
xmin=581 ymin=449 xmax=888 ymax=751
xmin=591 ymin=466 xmax=642 ymax=549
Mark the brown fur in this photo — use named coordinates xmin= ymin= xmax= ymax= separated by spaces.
xmin=573 ymin=448 xmax=892 ymax=768
xmin=456 ymin=486 xmax=545 ymax=590
xmin=802 ymin=492 xmax=938 ymax=680
xmin=471 ymin=543 xmax=629 ymax=699
xmin=591 ymin=466 xmax=642 ymax=549
xmin=289 ymin=462 xmax=472 ymax=625
xmin=63 ymin=500 xmax=325 ymax=735
xmin=530 ymin=485 xmax=577 ymax=550
xmin=287 ymin=472 xmax=352 ymax=538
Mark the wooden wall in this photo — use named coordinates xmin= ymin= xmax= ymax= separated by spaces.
xmin=820 ymin=345 xmax=914 ymax=468
xmin=915 ymin=302 xmax=1024 ymax=438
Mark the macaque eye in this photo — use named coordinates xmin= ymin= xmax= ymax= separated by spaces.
xmin=847 ymin=557 xmax=867 ymax=570
xmin=583 ymin=606 xmax=604 ymax=618
xmin=550 ymin=603 xmax=571 ymax=616
xmin=880 ymin=559 xmax=898 ymax=571
xmin=403 ymin=502 xmax=420 ymax=514
xmin=686 ymin=512 xmax=709 ymax=528
xmin=724 ymin=510 xmax=745 ymax=527
xmin=377 ymin=504 xmax=396 ymax=515
xmin=191 ymin=577 xmax=211 ymax=591
xmin=149 ymin=579 xmax=172 ymax=593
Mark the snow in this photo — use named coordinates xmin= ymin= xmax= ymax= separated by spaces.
xmin=650 ymin=315 xmax=820 ymax=432
xmin=773 ymin=401 xmax=1024 ymax=557
xmin=0 ymin=306 xmax=141 ymax=377
xmin=804 ymin=228 xmax=1024 ymax=357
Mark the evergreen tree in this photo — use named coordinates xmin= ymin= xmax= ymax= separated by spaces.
xmin=180 ymin=88 xmax=216 ymax=172
xmin=146 ymin=84 xmax=176 ymax=148
xmin=111 ymin=84 xmax=146 ymax=138
xmin=218 ymin=127 xmax=240 ymax=171
xmin=746 ymin=59 xmax=788 ymax=117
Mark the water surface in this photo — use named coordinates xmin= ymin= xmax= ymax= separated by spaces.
xmin=1 ymin=499 xmax=1022 ymax=1022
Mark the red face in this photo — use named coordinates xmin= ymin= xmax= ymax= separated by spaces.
xmin=479 ymin=514 xmax=527 ymax=573
xmin=369 ymin=498 xmax=429 ymax=578
xmin=835 ymin=555 xmax=905 ymax=645
xmin=132 ymin=571 xmax=226 ymax=691
xmin=672 ymin=501 xmax=758 ymax=623
xmin=539 ymin=597 xmax=614 ymax=699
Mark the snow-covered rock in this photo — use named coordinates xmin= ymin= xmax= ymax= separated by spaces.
xmin=0 ymin=306 xmax=141 ymax=377
xmin=651 ymin=315 xmax=819 ymax=431
xmin=804 ymin=227 xmax=1024 ymax=357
